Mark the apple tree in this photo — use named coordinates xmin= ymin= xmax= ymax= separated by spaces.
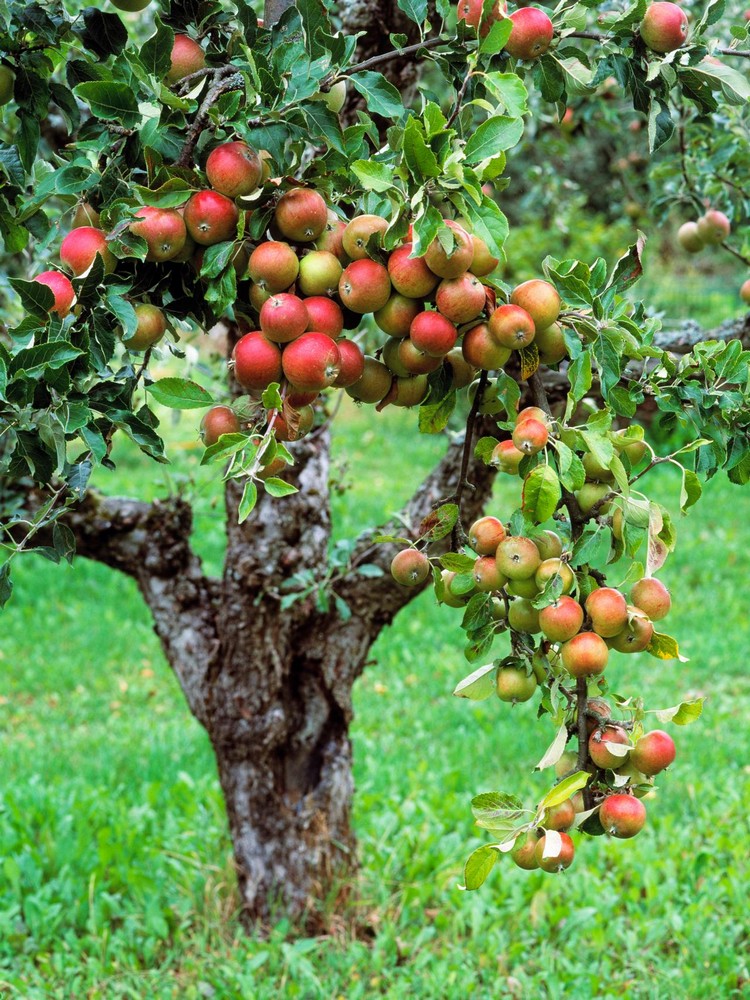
xmin=0 ymin=0 xmax=749 ymax=926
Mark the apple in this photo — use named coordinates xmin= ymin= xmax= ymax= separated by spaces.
xmin=469 ymin=234 xmax=499 ymax=277
xmin=183 ymin=191 xmax=239 ymax=245
xmin=697 ymin=209 xmax=731 ymax=245
xmin=445 ymin=348 xmax=477 ymax=389
xmin=508 ymin=597 xmax=541 ymax=633
xmin=505 ymin=7 xmax=554 ymax=60
xmin=60 ymin=226 xmax=116 ymax=276
xmin=410 ymin=310 xmax=458 ymax=357
xmin=630 ymin=577 xmax=671 ymax=620
xmin=534 ymin=322 xmax=567 ymax=365
xmin=339 ymin=259 xmax=391 ymax=313
xmin=122 ymin=303 xmax=167 ymax=351
xmin=315 ymin=212 xmax=348 ymax=259
xmin=588 ymin=724 xmax=630 ymax=769
xmin=630 ymin=729 xmax=676 ymax=775
xmin=599 ymin=795 xmax=646 ymax=838
xmin=510 ymin=830 xmax=541 ymax=870
xmin=496 ymin=666 xmax=537 ymax=703
xmin=33 ymin=271 xmax=75 ymax=317
xmin=345 ymin=357 xmax=392 ymax=403
xmin=741 ymin=279 xmax=750 ymax=305
xmin=233 ymin=331 xmax=283 ymax=390
xmin=538 ymin=596 xmax=584 ymax=642
xmin=297 ymin=250 xmax=343 ymax=297
xmin=534 ymin=558 xmax=574 ymax=594
xmin=585 ymin=587 xmax=628 ymax=638
xmin=391 ymin=549 xmax=430 ymax=586
xmin=388 ymin=243 xmax=440 ymax=298
xmin=304 ymin=296 xmax=344 ymax=338
xmin=532 ymin=529 xmax=563 ymax=560
xmin=488 ymin=304 xmax=536 ymax=350
xmin=544 ymin=798 xmax=576 ymax=832
xmin=512 ymin=417 xmax=548 ymax=455
xmin=473 ymin=555 xmax=509 ymax=592
xmin=397 ymin=338 xmax=443 ymax=375
xmin=248 ymin=241 xmax=300 ymax=292
xmin=509 ymin=279 xmax=560 ymax=329
xmin=201 ymin=405 xmax=240 ymax=446
xmin=205 ymin=141 xmax=262 ymax=199
xmin=609 ymin=606 xmax=654 ymax=653
xmin=561 ymin=631 xmax=609 ymax=677
xmin=424 ymin=221 xmax=474 ymax=279
xmin=468 ymin=515 xmax=507 ymax=555
xmin=259 ymin=293 xmax=309 ymax=343
xmin=677 ymin=221 xmax=704 ymax=254
xmin=457 ymin=0 xmax=506 ymax=35
xmin=72 ymin=202 xmax=100 ymax=229
xmin=166 ymin=35 xmax=206 ymax=86
xmin=390 ymin=375 xmax=430 ymax=408
xmin=282 ymin=332 xmax=341 ymax=391
xmin=130 ymin=206 xmax=187 ymax=262
xmin=331 ymin=339 xmax=366 ymax=388
xmin=0 ymin=65 xmax=15 ymax=106
xmin=374 ymin=294 xmax=423 ymax=339
xmin=341 ymin=214 xmax=388 ymax=260
xmin=534 ymin=832 xmax=575 ymax=872
xmin=496 ymin=536 xmax=541 ymax=580
xmin=462 ymin=323 xmax=512 ymax=370
xmin=435 ymin=273 xmax=486 ymax=324
xmin=274 ymin=188 xmax=328 ymax=243
xmin=639 ymin=2 xmax=688 ymax=53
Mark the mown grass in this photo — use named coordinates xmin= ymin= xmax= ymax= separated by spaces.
xmin=2 ymin=394 xmax=750 ymax=998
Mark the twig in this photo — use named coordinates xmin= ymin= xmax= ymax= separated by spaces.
xmin=176 ymin=72 xmax=245 ymax=169
xmin=563 ymin=30 xmax=750 ymax=58
xmin=446 ymin=70 xmax=474 ymax=130
xmin=329 ymin=35 xmax=450 ymax=82
xmin=450 ymin=368 xmax=488 ymax=549
xmin=575 ymin=677 xmax=592 ymax=808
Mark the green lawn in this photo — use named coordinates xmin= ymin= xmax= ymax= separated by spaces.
xmin=1 ymin=401 xmax=750 ymax=999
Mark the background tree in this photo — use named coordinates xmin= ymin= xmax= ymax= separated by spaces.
xmin=0 ymin=0 xmax=748 ymax=930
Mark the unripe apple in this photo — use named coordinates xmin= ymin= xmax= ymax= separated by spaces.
xmin=374 ymin=294 xmax=423 ymax=339
xmin=233 ymin=332 xmax=283 ymax=390
xmin=561 ymin=631 xmax=609 ymax=677
xmin=424 ymin=221 xmax=474 ymax=279
xmin=122 ymin=303 xmax=167 ymax=351
xmin=342 ymin=214 xmax=388 ymax=260
xmin=468 ymin=516 xmax=506 ymax=555
xmin=274 ymin=188 xmax=328 ymax=243
xmin=589 ymin=724 xmax=631 ymax=769
xmin=639 ymin=2 xmax=688 ymax=53
xmin=505 ymin=7 xmax=554 ymax=60
xmin=391 ymin=374 xmax=430 ymax=408
xmin=582 ymin=451 xmax=614 ymax=484
xmin=506 ymin=577 xmax=539 ymax=599
xmin=509 ymin=279 xmax=560 ymax=329
xmin=440 ymin=570 xmax=474 ymax=608
xmin=543 ymin=798 xmax=576 ymax=832
xmin=339 ymin=259 xmax=391 ymax=313
xmin=248 ymin=241 xmax=299 ymax=292
xmin=166 ymin=35 xmax=206 ymax=85
xmin=130 ymin=206 xmax=187 ymax=262
xmin=496 ymin=536 xmax=541 ymax=581
xmin=382 ymin=337 xmax=411 ymax=377
xmin=282 ymin=332 xmax=341 ymax=391
xmin=473 ymin=556 xmax=509 ymax=592
xmin=609 ymin=606 xmax=654 ymax=653
xmin=315 ymin=213 xmax=348 ymax=259
xmin=512 ymin=417 xmax=549 ymax=456
xmin=491 ymin=439 xmax=525 ymax=475
xmin=533 ymin=530 xmax=563 ymax=560
xmin=585 ymin=587 xmax=628 ymax=638
xmin=331 ymin=338 xmax=366 ymax=388
xmin=462 ymin=323 xmax=512 ymax=370
xmin=72 ymin=202 xmax=100 ymax=229
xmin=599 ymin=795 xmax=646 ymax=838
xmin=534 ymin=322 xmax=567 ymax=365
xmin=0 ymin=65 xmax=15 ymax=106
xmin=508 ymin=597 xmax=541 ymax=633
xmin=259 ymin=293 xmax=308 ymax=343
xmin=60 ymin=226 xmax=116 ymax=275
xmin=410 ymin=310 xmax=458 ymax=357
xmin=257 ymin=455 xmax=288 ymax=481
xmin=201 ymin=405 xmax=240 ymax=446
xmin=346 ymin=357 xmax=392 ymax=403
xmin=534 ymin=558 xmax=574 ymax=594
xmin=445 ymin=348 xmax=477 ymax=389
xmin=613 ymin=431 xmax=648 ymax=467
xmin=554 ymin=751 xmax=579 ymax=779
xmin=297 ymin=250 xmax=343 ymax=296
xmin=630 ymin=729 xmax=676 ymax=775
xmin=510 ymin=830 xmax=541 ymax=870
xmin=741 ymin=279 xmax=750 ymax=305
xmin=435 ymin=273 xmax=486 ymax=325
xmin=630 ymin=577 xmax=671 ymax=620
xmin=539 ymin=597 xmax=584 ymax=642
xmin=697 ymin=209 xmax=731 ymax=245
xmin=206 ymin=141 xmax=262 ymax=198
xmin=677 ymin=221 xmax=704 ymax=254
xmin=388 ymin=243 xmax=440 ymax=298
xmin=397 ymin=337 xmax=443 ymax=375
xmin=576 ymin=481 xmax=612 ymax=515
xmin=249 ymin=283 xmax=271 ymax=312
xmin=33 ymin=271 xmax=76 ymax=317
xmin=391 ymin=548 xmax=430 ymax=587
xmin=469 ymin=234 xmax=499 ymax=277
xmin=112 ymin=0 xmax=151 ymax=10
xmin=319 ymin=80 xmax=347 ymax=113
xmin=534 ymin=832 xmax=575 ymax=872
xmin=468 ymin=378 xmax=505 ymax=415
xmin=183 ymin=191 xmax=239 ymax=245
xmin=496 ymin=666 xmax=537 ymax=703
xmin=304 ymin=296 xmax=344 ymax=338
xmin=488 ymin=304 xmax=536 ymax=350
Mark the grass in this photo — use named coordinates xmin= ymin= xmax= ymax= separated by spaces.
xmin=2 ymin=399 xmax=750 ymax=999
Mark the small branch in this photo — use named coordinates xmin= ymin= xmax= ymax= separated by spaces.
xmin=176 ymin=72 xmax=245 ymax=169
xmin=575 ymin=677 xmax=592 ymax=808
xmin=330 ymin=35 xmax=450 ymax=81
xmin=720 ymin=240 xmax=750 ymax=267
xmin=562 ymin=31 xmax=750 ymax=59
xmin=716 ymin=47 xmax=750 ymax=59
xmin=450 ymin=368 xmax=488 ymax=549
xmin=446 ymin=69 xmax=474 ymax=130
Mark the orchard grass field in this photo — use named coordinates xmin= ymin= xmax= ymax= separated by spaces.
xmin=2 ymin=393 xmax=750 ymax=998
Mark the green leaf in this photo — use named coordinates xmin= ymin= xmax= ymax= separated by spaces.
xmin=9 ymin=342 xmax=83 ymax=378
xmin=419 ymin=502 xmax=459 ymax=542
xmin=471 ymin=790 xmax=525 ymax=823
xmin=441 ymin=552 xmax=477 ymax=572
xmin=140 ymin=17 xmax=175 ymax=78
xmin=403 ymin=116 xmax=441 ymax=180
xmin=647 ymin=97 xmax=674 ymax=153
xmin=475 ymin=435 xmax=500 ymax=464
xmin=78 ymin=9 xmax=128 ymax=59
xmin=303 ymin=101 xmax=346 ymax=154
xmin=397 ymin=0 xmax=428 ymax=29
xmin=350 ymin=160 xmax=394 ymax=193
xmin=464 ymin=115 xmax=524 ymax=163
xmin=646 ymin=631 xmax=688 ymax=662
xmin=146 ymin=378 xmax=214 ymax=410
xmin=567 ymin=350 xmax=592 ymax=406
xmin=453 ymin=661 xmax=497 ymax=700
xmin=522 ymin=465 xmax=561 ymax=524
xmin=201 ymin=433 xmax=248 ymax=465
xmin=74 ymin=82 xmax=141 ymax=128
xmin=535 ymin=723 xmax=570 ymax=771
xmin=680 ymin=468 xmax=701 ymax=512
xmin=0 ymin=563 xmax=13 ymax=609
xmin=461 ymin=845 xmax=498 ymax=891
xmin=652 ymin=698 xmax=703 ymax=726
xmin=479 ymin=17 xmax=513 ymax=54
xmin=9 ymin=277 xmax=54 ymax=318
xmin=419 ymin=390 xmax=455 ymax=433
xmin=538 ymin=771 xmax=589 ymax=810
xmin=460 ymin=194 xmax=508 ymax=259
xmin=238 ymin=480 xmax=258 ymax=523
xmin=263 ymin=477 xmax=299 ymax=498
xmin=349 ymin=71 xmax=405 ymax=118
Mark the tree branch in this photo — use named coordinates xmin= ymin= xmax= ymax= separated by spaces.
xmin=175 ymin=71 xmax=245 ymax=169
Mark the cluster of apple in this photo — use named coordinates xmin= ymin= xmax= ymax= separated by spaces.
xmin=677 ymin=209 xmax=732 ymax=254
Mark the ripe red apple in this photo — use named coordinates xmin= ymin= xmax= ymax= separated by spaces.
xmin=410 ymin=310 xmax=458 ymax=357
xmin=496 ymin=536 xmax=541 ymax=580
xmin=491 ymin=439 xmax=524 ymax=474
xmin=183 ymin=191 xmax=239 ymax=245
xmin=630 ymin=577 xmax=671 ymax=620
xmin=391 ymin=548 xmax=430 ymax=586
xmin=342 ymin=214 xmax=388 ymax=260
xmin=561 ymin=631 xmax=609 ymax=677
xmin=462 ymin=323 xmax=512 ymax=369
xmin=469 ymin=234 xmax=499 ymax=276
xmin=345 ymin=356 xmax=392 ymax=403
xmin=677 ymin=221 xmax=704 ymax=254
xmin=588 ymin=724 xmax=630 ymax=769
xmin=282 ymin=332 xmax=341 ymax=391
xmin=472 ymin=555 xmax=508 ymax=593
xmin=468 ymin=515 xmax=506 ymax=555
xmin=544 ymin=798 xmax=576 ymax=832
xmin=697 ymin=209 xmax=731 ymax=245
xmin=388 ymin=243 xmax=440 ymax=298
xmin=201 ymin=405 xmax=241 ymax=446
xmin=534 ymin=832 xmax=575 ymax=872
xmin=509 ymin=279 xmax=561 ymax=329
xmin=297 ymin=250 xmax=343 ymax=296
xmin=539 ymin=596 xmax=584 ymax=642
xmin=60 ymin=226 xmax=116 ymax=275
xmin=488 ymin=304 xmax=536 ymax=350
xmin=599 ymin=795 xmax=646 ymax=838
xmin=259 ymin=293 xmax=308 ymax=343
xmin=505 ymin=7 xmax=554 ymax=60
xmin=496 ymin=666 xmax=537 ymax=703
xmin=424 ymin=221 xmax=474 ymax=279
xmin=331 ymin=338 xmax=366 ymax=387
xmin=304 ymin=296 xmax=344 ymax=338
xmin=586 ymin=587 xmax=628 ymax=638
xmin=122 ymin=303 xmax=167 ymax=351
xmin=205 ymin=141 xmax=262 ymax=198
xmin=274 ymin=188 xmax=328 ymax=243
xmin=639 ymin=2 xmax=688 ymax=53
xmin=609 ymin=606 xmax=654 ymax=653
xmin=512 ymin=417 xmax=548 ymax=455
xmin=339 ymin=259 xmax=392 ymax=313
xmin=247 ymin=240 xmax=300 ymax=292
xmin=630 ymin=729 xmax=676 ymax=775
xmin=374 ymin=294 xmax=423 ymax=339
xmin=166 ymin=35 xmax=206 ymax=85
xmin=33 ymin=271 xmax=75 ymax=317
xmin=233 ymin=331 xmax=283 ymax=390
xmin=435 ymin=273 xmax=486 ymax=324
xmin=130 ymin=206 xmax=187 ymax=262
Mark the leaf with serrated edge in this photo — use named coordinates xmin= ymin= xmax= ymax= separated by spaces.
xmin=460 ymin=845 xmax=499 ymax=891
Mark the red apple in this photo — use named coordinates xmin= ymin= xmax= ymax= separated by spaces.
xmin=60 ymin=227 xmax=116 ymax=275
xmin=282 ymin=332 xmax=341 ymax=391
xmin=233 ymin=332 xmax=283 ymax=390
xmin=304 ymin=296 xmax=344 ymax=338
xmin=388 ymin=243 xmax=440 ymax=298
xmin=639 ymin=2 xmax=688 ymax=53
xmin=274 ymin=188 xmax=328 ymax=243
xmin=206 ymin=141 xmax=262 ymax=198
xmin=201 ymin=405 xmax=241 ymax=446
xmin=247 ymin=240 xmax=300 ymax=292
xmin=183 ymin=191 xmax=239 ymax=245
xmin=505 ymin=7 xmax=554 ymax=60
xmin=33 ymin=271 xmax=75 ymax=317
xmin=130 ymin=206 xmax=187 ymax=262
xmin=259 ymin=293 xmax=308 ymax=343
